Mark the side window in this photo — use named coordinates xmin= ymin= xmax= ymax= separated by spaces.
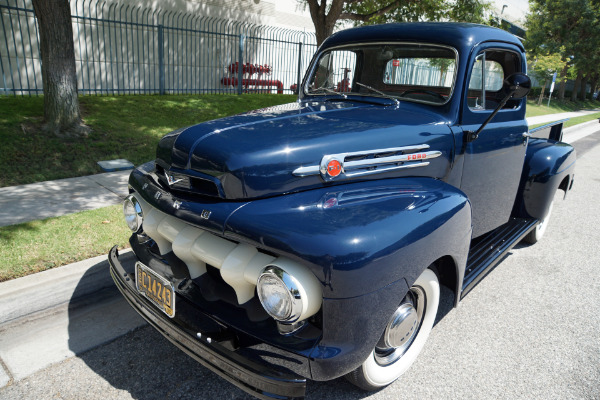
xmin=468 ymin=50 xmax=520 ymax=111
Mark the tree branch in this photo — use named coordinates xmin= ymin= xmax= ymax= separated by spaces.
xmin=339 ymin=0 xmax=405 ymax=22
xmin=325 ymin=0 xmax=347 ymax=26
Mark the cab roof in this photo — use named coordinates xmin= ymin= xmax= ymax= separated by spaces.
xmin=321 ymin=22 xmax=524 ymax=52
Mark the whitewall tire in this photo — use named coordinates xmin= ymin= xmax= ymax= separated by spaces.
xmin=346 ymin=268 xmax=440 ymax=391
xmin=524 ymin=200 xmax=554 ymax=244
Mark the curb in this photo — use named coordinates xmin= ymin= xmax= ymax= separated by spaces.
xmin=0 ymin=249 xmax=133 ymax=326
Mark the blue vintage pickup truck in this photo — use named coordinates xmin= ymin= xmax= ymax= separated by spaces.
xmin=109 ymin=22 xmax=576 ymax=399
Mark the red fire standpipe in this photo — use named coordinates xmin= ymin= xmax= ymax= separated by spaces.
xmin=221 ymin=77 xmax=284 ymax=94
xmin=223 ymin=63 xmax=282 ymax=94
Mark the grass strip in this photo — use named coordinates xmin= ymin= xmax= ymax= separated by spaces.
xmin=0 ymin=205 xmax=130 ymax=282
xmin=563 ymin=112 xmax=600 ymax=128
xmin=525 ymin=99 xmax=600 ymax=117
xmin=0 ymin=94 xmax=296 ymax=187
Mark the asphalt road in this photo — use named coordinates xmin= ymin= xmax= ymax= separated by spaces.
xmin=1 ymin=133 xmax=599 ymax=400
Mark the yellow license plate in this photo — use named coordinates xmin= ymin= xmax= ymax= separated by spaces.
xmin=135 ymin=262 xmax=175 ymax=318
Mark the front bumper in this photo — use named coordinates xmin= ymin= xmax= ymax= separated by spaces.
xmin=108 ymin=246 xmax=306 ymax=400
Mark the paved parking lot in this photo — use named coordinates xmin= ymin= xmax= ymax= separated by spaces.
xmin=1 ymin=132 xmax=599 ymax=400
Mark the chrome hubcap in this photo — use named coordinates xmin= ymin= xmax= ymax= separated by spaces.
xmin=375 ymin=287 xmax=426 ymax=366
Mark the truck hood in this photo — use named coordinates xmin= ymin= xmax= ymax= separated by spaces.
xmin=156 ymin=100 xmax=454 ymax=200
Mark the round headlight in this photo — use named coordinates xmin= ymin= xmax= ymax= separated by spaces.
xmin=257 ymin=266 xmax=303 ymax=322
xmin=123 ymin=195 xmax=143 ymax=232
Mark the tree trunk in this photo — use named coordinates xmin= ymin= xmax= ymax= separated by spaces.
xmin=32 ymin=0 xmax=88 ymax=137
xmin=590 ymin=75 xmax=599 ymax=99
xmin=307 ymin=0 xmax=345 ymax=46
xmin=579 ymin=75 xmax=588 ymax=101
xmin=537 ymin=78 xmax=547 ymax=106
xmin=558 ymin=65 xmax=568 ymax=100
xmin=571 ymin=71 xmax=582 ymax=102
xmin=314 ymin=21 xmax=334 ymax=47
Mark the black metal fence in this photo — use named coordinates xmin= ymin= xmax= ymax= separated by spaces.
xmin=0 ymin=0 xmax=318 ymax=96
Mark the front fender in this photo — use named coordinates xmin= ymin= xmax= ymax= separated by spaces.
xmin=225 ymin=177 xmax=471 ymax=300
xmin=513 ymin=139 xmax=576 ymax=220
xmin=225 ymin=177 xmax=471 ymax=380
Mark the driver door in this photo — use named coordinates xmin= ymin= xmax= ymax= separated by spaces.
xmin=459 ymin=46 xmax=528 ymax=238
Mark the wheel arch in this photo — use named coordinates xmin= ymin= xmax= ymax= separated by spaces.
xmin=558 ymin=174 xmax=572 ymax=197
xmin=431 ymin=255 xmax=460 ymax=307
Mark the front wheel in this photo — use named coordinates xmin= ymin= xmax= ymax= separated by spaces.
xmin=345 ymin=268 xmax=440 ymax=391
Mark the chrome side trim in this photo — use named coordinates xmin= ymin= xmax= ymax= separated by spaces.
xmin=292 ymin=145 xmax=441 ymax=180
xmin=345 ymin=161 xmax=431 ymax=178
xmin=293 ymin=165 xmax=320 ymax=177
xmin=343 ymin=151 xmax=441 ymax=170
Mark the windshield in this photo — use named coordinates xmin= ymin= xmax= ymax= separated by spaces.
xmin=305 ymin=43 xmax=458 ymax=105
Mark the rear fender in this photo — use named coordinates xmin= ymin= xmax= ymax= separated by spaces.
xmin=513 ymin=139 xmax=576 ymax=220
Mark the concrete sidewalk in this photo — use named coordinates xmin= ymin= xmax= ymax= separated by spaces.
xmin=0 ymin=170 xmax=131 ymax=227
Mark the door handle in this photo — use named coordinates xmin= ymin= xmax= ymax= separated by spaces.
xmin=522 ymin=131 xmax=532 ymax=146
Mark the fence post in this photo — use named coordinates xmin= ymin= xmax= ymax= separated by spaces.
xmin=158 ymin=25 xmax=165 ymax=95
xmin=238 ymin=34 xmax=245 ymax=95
xmin=296 ymin=42 xmax=303 ymax=95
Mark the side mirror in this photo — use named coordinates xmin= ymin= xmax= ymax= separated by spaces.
xmin=465 ymin=72 xmax=531 ymax=142
xmin=503 ymin=73 xmax=531 ymax=100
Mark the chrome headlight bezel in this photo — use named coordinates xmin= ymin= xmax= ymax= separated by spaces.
xmin=123 ymin=194 xmax=143 ymax=233
xmin=257 ymin=265 xmax=303 ymax=323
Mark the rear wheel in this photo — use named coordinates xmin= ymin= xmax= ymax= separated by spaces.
xmin=524 ymin=200 xmax=554 ymax=244
xmin=345 ymin=268 xmax=440 ymax=391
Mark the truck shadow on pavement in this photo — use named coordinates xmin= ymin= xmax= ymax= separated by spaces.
xmin=67 ymin=264 xmax=454 ymax=399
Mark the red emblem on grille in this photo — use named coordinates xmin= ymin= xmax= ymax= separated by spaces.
xmin=327 ymin=160 xmax=342 ymax=177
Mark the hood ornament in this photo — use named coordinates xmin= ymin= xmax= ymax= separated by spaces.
xmin=165 ymin=172 xmax=184 ymax=186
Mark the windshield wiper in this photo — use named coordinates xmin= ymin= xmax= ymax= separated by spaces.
xmin=355 ymin=82 xmax=399 ymax=105
xmin=309 ymin=86 xmax=348 ymax=99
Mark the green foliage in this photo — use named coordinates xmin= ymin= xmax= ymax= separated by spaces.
xmin=529 ymin=51 xmax=567 ymax=83
xmin=447 ymin=0 xmax=491 ymax=24
xmin=526 ymin=0 xmax=600 ymax=75
xmin=343 ymin=0 xmax=491 ymax=25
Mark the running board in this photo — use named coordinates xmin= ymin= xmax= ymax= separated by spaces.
xmin=461 ymin=218 xmax=538 ymax=298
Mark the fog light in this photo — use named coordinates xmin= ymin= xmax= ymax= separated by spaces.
xmin=123 ymin=195 xmax=143 ymax=232
xmin=257 ymin=266 xmax=303 ymax=322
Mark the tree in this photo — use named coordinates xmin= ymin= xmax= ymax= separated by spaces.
xmin=302 ymin=0 xmax=491 ymax=46
xmin=526 ymin=0 xmax=600 ymax=101
xmin=528 ymin=51 xmax=567 ymax=105
xmin=32 ymin=0 xmax=89 ymax=137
